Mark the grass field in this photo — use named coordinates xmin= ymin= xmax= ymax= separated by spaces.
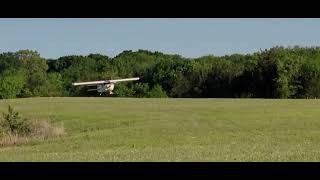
xmin=0 ymin=97 xmax=320 ymax=161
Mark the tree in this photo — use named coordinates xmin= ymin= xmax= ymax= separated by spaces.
xmin=171 ymin=73 xmax=192 ymax=97
xmin=16 ymin=50 xmax=49 ymax=97
xmin=0 ymin=70 xmax=26 ymax=99
xmin=2 ymin=47 xmax=320 ymax=99
xmin=37 ymin=73 xmax=65 ymax=97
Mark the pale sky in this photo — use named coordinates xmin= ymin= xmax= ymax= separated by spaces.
xmin=0 ymin=18 xmax=320 ymax=59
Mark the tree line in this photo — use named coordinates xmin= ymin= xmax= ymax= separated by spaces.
xmin=1 ymin=46 xmax=320 ymax=99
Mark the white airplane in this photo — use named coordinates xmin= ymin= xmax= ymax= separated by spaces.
xmin=72 ymin=77 xmax=140 ymax=95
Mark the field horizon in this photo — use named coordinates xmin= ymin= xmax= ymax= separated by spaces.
xmin=0 ymin=97 xmax=319 ymax=161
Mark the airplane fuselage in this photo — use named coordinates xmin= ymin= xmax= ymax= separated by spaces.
xmin=97 ymin=83 xmax=115 ymax=94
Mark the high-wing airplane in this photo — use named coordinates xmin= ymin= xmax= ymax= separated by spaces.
xmin=72 ymin=77 xmax=140 ymax=95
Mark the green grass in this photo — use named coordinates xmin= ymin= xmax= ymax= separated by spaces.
xmin=0 ymin=97 xmax=320 ymax=161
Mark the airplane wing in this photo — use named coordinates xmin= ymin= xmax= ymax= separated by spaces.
xmin=72 ymin=77 xmax=139 ymax=86
xmin=72 ymin=80 xmax=109 ymax=86
xmin=108 ymin=77 xmax=140 ymax=83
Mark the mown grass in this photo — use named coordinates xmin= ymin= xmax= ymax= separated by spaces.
xmin=0 ymin=97 xmax=320 ymax=161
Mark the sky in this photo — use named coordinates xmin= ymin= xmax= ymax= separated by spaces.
xmin=0 ymin=18 xmax=320 ymax=59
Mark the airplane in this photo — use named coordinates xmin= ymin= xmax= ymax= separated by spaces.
xmin=72 ymin=77 xmax=140 ymax=95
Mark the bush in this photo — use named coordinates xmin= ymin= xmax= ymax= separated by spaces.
xmin=0 ymin=105 xmax=31 ymax=135
xmin=0 ymin=105 xmax=65 ymax=147
xmin=132 ymin=83 xmax=150 ymax=97
xmin=147 ymin=84 xmax=168 ymax=98
xmin=114 ymin=84 xmax=134 ymax=97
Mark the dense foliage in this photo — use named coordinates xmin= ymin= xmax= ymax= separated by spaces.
xmin=1 ymin=47 xmax=320 ymax=99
